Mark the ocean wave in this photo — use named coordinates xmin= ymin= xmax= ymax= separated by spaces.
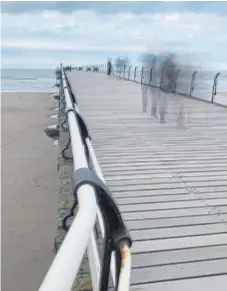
xmin=2 ymin=76 xmax=38 ymax=81
xmin=1 ymin=68 xmax=56 ymax=92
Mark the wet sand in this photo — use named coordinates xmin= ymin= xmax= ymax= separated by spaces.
xmin=1 ymin=92 xmax=58 ymax=291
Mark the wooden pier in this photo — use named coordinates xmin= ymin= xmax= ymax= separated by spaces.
xmin=66 ymin=70 xmax=227 ymax=290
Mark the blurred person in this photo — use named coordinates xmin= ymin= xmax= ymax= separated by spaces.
xmin=156 ymin=53 xmax=177 ymax=123
xmin=140 ymin=53 xmax=156 ymax=113
xmin=141 ymin=69 xmax=150 ymax=112
xmin=115 ymin=56 xmax=129 ymax=80
xmin=116 ymin=66 xmax=123 ymax=80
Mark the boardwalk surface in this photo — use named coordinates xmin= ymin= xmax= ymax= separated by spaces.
xmin=67 ymin=71 xmax=227 ymax=290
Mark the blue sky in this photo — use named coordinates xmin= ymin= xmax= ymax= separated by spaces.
xmin=1 ymin=1 xmax=227 ymax=70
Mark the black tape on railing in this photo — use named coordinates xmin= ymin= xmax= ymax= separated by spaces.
xmin=75 ymin=111 xmax=91 ymax=166
xmin=61 ymin=65 xmax=133 ymax=290
xmin=62 ymin=71 xmax=91 ymax=143
xmin=62 ymin=167 xmax=132 ymax=290
xmin=60 ymin=71 xmax=91 ymax=165
xmin=61 ymin=109 xmax=92 ymax=228
xmin=72 ymin=168 xmax=132 ymax=291
xmin=72 ymin=168 xmax=131 ymax=243
xmin=63 ymin=69 xmax=78 ymax=104
xmin=75 ymin=110 xmax=91 ymax=142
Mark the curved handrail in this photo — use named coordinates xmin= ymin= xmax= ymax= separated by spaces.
xmin=40 ymin=65 xmax=132 ymax=291
xmin=65 ymin=76 xmax=132 ymax=291
xmin=39 ymin=66 xmax=98 ymax=291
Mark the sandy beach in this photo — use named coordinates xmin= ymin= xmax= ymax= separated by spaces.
xmin=2 ymin=92 xmax=58 ymax=291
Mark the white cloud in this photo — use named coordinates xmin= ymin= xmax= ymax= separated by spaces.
xmin=1 ymin=39 xmax=146 ymax=52
xmin=1 ymin=10 xmax=227 ymax=69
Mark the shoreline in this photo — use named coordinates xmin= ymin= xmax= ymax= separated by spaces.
xmin=2 ymin=92 xmax=58 ymax=291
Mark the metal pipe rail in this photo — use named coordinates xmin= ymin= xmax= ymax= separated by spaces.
xmin=61 ymin=78 xmax=118 ymax=288
xmin=64 ymin=75 xmax=132 ymax=291
xmin=85 ymin=136 xmax=132 ymax=291
xmin=39 ymin=65 xmax=132 ymax=291
xmin=74 ymin=104 xmax=132 ymax=290
xmin=63 ymin=70 xmax=132 ymax=291
xmin=74 ymin=104 xmax=117 ymax=287
xmin=39 ymin=66 xmax=98 ymax=291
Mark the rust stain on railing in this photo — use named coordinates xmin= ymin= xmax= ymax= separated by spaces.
xmin=119 ymin=241 xmax=130 ymax=269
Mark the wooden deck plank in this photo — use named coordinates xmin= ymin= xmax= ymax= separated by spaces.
xmin=132 ymin=234 xmax=227 ymax=252
xmin=132 ymin=245 xmax=227 ymax=267
xmin=112 ymin=187 xmax=227 ymax=198
xmin=116 ymin=193 xmax=227 ymax=204
xmin=119 ymin=199 xmax=227 ymax=212
xmin=130 ymin=275 xmax=227 ymax=291
xmin=130 ymin=224 xmax=227 ymax=241
xmin=99 ymin=165 xmax=226 ymax=173
xmin=109 ymin=181 xmax=226 ymax=192
xmin=126 ymin=215 xmax=227 ymax=230
xmin=130 ymin=258 xmax=227 ymax=284
xmin=67 ymin=71 xmax=227 ymax=290
xmin=123 ymin=206 xmax=227 ymax=220
xmin=103 ymin=168 xmax=227 ymax=177
xmin=105 ymin=171 xmax=227 ymax=180
xmin=106 ymin=175 xmax=227 ymax=186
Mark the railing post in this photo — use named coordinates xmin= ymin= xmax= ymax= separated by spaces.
xmin=134 ymin=67 xmax=137 ymax=82
xmin=119 ymin=66 xmax=121 ymax=78
xmin=128 ymin=66 xmax=131 ymax=80
xmin=189 ymin=71 xmax=197 ymax=96
xmin=174 ymin=69 xmax=180 ymax=93
xmin=211 ymin=72 xmax=220 ymax=103
xmin=160 ymin=68 xmax=164 ymax=87
xmin=149 ymin=67 xmax=153 ymax=86
xmin=141 ymin=67 xmax=144 ymax=84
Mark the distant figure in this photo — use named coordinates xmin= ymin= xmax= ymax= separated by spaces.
xmin=107 ymin=59 xmax=112 ymax=75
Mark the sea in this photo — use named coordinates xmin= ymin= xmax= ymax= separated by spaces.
xmin=1 ymin=68 xmax=56 ymax=92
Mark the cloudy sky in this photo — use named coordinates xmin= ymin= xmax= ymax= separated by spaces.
xmin=1 ymin=1 xmax=227 ymax=70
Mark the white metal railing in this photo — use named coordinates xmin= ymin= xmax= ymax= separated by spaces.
xmin=75 ymin=104 xmax=117 ymax=287
xmin=39 ymin=65 xmax=132 ymax=291
xmin=85 ymin=136 xmax=132 ymax=291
